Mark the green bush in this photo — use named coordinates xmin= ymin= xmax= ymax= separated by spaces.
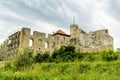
xmin=51 ymin=44 xmax=76 ymax=62
xmin=0 ymin=57 xmax=3 ymax=61
xmin=34 ymin=53 xmax=43 ymax=63
xmin=42 ymin=51 xmax=50 ymax=62
xmin=74 ymin=52 xmax=84 ymax=60
xmin=4 ymin=61 xmax=12 ymax=70
xmin=101 ymin=50 xmax=119 ymax=61
xmin=14 ymin=48 xmax=34 ymax=70
xmin=34 ymin=51 xmax=50 ymax=63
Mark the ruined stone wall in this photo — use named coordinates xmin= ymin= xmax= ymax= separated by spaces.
xmin=0 ymin=24 xmax=114 ymax=59
xmin=70 ymin=24 xmax=86 ymax=38
xmin=0 ymin=39 xmax=9 ymax=60
xmin=17 ymin=28 xmax=70 ymax=53
xmin=70 ymin=24 xmax=113 ymax=52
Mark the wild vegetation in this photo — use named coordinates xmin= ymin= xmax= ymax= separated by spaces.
xmin=0 ymin=44 xmax=120 ymax=80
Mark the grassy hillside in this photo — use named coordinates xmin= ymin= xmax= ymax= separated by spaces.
xmin=0 ymin=61 xmax=120 ymax=80
xmin=0 ymin=45 xmax=120 ymax=80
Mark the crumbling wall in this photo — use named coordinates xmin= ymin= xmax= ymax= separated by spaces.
xmin=78 ymin=29 xmax=113 ymax=52
xmin=70 ymin=24 xmax=86 ymax=38
xmin=0 ymin=39 xmax=9 ymax=60
xmin=70 ymin=24 xmax=113 ymax=52
xmin=17 ymin=28 xmax=70 ymax=53
xmin=0 ymin=24 xmax=114 ymax=60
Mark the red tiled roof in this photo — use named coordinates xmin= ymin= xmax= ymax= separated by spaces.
xmin=53 ymin=29 xmax=70 ymax=37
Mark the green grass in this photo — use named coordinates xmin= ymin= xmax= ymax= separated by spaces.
xmin=0 ymin=61 xmax=120 ymax=80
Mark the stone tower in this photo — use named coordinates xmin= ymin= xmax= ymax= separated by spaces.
xmin=70 ymin=24 xmax=79 ymax=38
xmin=19 ymin=27 xmax=31 ymax=50
xmin=70 ymin=24 xmax=86 ymax=38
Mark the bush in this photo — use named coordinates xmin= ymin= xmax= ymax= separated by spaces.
xmin=34 ymin=51 xmax=50 ymax=63
xmin=14 ymin=48 xmax=34 ymax=70
xmin=51 ymin=44 xmax=76 ymax=62
xmin=42 ymin=51 xmax=50 ymax=62
xmin=34 ymin=53 xmax=43 ymax=63
xmin=74 ymin=52 xmax=84 ymax=60
xmin=101 ymin=50 xmax=119 ymax=61
xmin=4 ymin=61 xmax=12 ymax=70
xmin=0 ymin=57 xmax=3 ymax=61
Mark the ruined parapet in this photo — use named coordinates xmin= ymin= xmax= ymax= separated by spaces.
xmin=78 ymin=29 xmax=113 ymax=52
xmin=95 ymin=29 xmax=113 ymax=49
xmin=32 ymin=31 xmax=46 ymax=52
xmin=8 ymin=31 xmax=20 ymax=51
xmin=46 ymin=34 xmax=55 ymax=51
xmin=95 ymin=29 xmax=109 ymax=37
xmin=19 ymin=27 xmax=31 ymax=50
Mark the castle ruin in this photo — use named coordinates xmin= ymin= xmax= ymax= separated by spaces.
xmin=0 ymin=24 xmax=113 ymax=59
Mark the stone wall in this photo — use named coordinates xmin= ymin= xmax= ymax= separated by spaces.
xmin=0 ymin=23 xmax=114 ymax=59
xmin=17 ymin=28 xmax=70 ymax=53
xmin=70 ymin=24 xmax=113 ymax=53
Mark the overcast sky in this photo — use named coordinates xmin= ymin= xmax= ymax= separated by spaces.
xmin=0 ymin=0 xmax=120 ymax=49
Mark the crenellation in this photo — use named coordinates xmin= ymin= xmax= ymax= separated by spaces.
xmin=95 ymin=29 xmax=109 ymax=37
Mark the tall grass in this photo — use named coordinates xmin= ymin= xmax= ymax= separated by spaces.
xmin=0 ymin=61 xmax=120 ymax=80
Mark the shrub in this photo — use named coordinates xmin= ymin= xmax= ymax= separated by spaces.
xmin=51 ymin=44 xmax=76 ymax=62
xmin=74 ymin=52 xmax=84 ymax=60
xmin=101 ymin=50 xmax=119 ymax=61
xmin=0 ymin=57 xmax=3 ymax=61
xmin=51 ymin=48 xmax=59 ymax=59
xmin=84 ymin=54 xmax=95 ymax=62
xmin=42 ymin=51 xmax=50 ymax=62
xmin=34 ymin=53 xmax=43 ymax=63
xmin=34 ymin=51 xmax=50 ymax=63
xmin=14 ymin=48 xmax=34 ymax=70
xmin=4 ymin=61 xmax=12 ymax=70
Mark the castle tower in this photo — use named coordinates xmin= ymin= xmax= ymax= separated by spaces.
xmin=70 ymin=24 xmax=79 ymax=38
xmin=19 ymin=27 xmax=31 ymax=50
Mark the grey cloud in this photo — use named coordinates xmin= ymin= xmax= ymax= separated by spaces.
xmin=107 ymin=0 xmax=120 ymax=21
xmin=1 ymin=0 xmax=71 ymax=28
xmin=0 ymin=0 xmax=94 ymax=30
xmin=0 ymin=15 xmax=36 ymax=27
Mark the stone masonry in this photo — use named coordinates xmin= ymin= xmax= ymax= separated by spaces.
xmin=0 ymin=24 xmax=113 ymax=59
